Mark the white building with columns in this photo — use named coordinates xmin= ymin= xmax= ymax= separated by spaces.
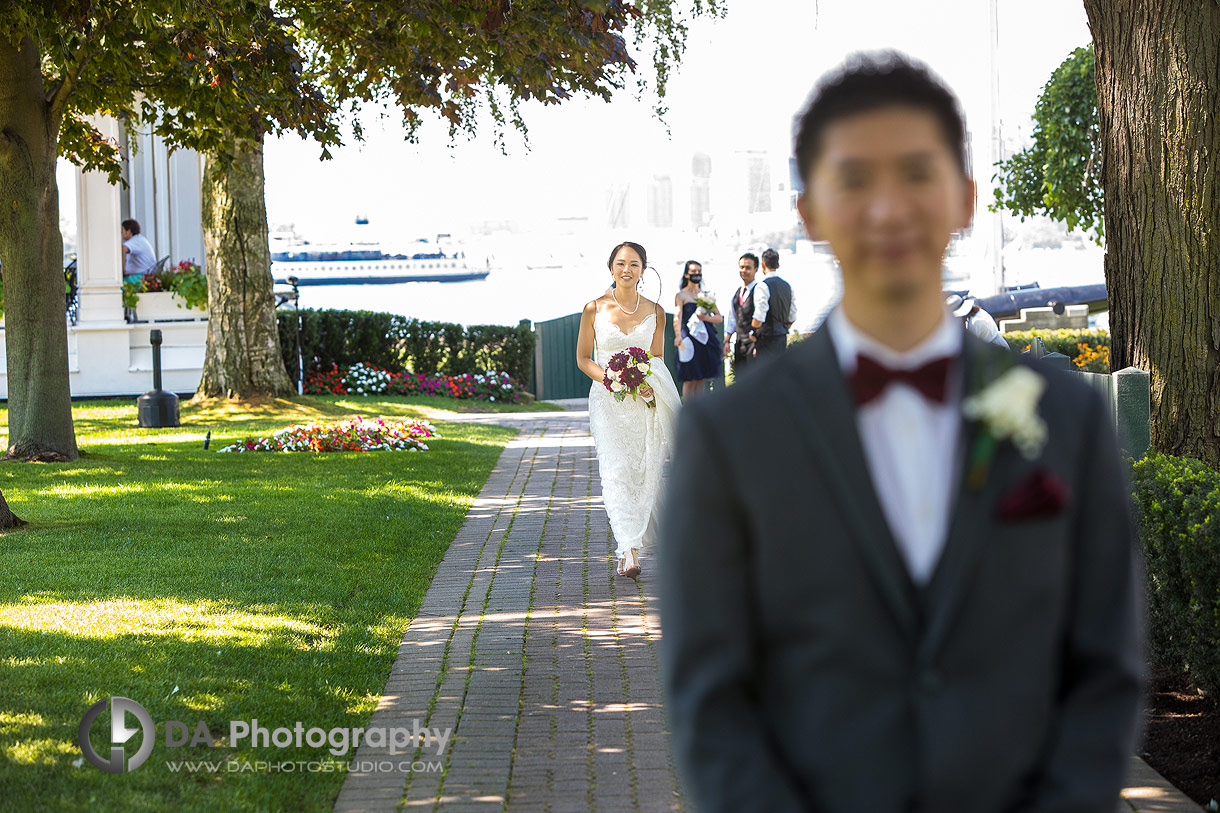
xmin=0 ymin=116 xmax=208 ymax=398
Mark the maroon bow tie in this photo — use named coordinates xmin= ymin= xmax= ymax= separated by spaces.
xmin=851 ymin=354 xmax=955 ymax=406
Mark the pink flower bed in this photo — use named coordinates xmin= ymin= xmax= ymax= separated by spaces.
xmin=304 ymin=364 xmax=523 ymax=403
xmin=217 ymin=417 xmax=440 ymax=453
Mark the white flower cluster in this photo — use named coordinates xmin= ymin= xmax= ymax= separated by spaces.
xmin=217 ymin=417 xmax=438 ymax=453
xmin=695 ymin=291 xmax=718 ymax=315
xmin=473 ymin=370 xmax=518 ymax=402
xmin=962 ymin=365 xmax=1049 ymax=459
xmin=344 ymin=363 xmax=392 ymax=396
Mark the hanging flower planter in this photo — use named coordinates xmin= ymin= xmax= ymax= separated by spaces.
xmin=125 ymin=260 xmax=208 ymax=321
xmin=134 ymin=291 xmax=207 ymax=321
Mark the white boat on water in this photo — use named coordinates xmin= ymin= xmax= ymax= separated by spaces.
xmin=270 ymin=225 xmax=489 ymax=286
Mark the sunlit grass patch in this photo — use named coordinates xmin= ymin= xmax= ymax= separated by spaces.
xmin=0 ymin=394 xmax=521 ymax=810
xmin=0 ymin=596 xmax=327 ymax=645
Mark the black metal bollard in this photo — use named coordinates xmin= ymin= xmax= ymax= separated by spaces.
xmin=137 ymin=329 xmax=180 ymax=427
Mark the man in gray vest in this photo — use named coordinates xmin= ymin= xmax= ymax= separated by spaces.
xmin=749 ymin=247 xmax=796 ymax=358
xmin=723 ymin=252 xmax=760 ymax=376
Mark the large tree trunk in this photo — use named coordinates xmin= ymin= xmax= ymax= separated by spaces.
xmin=0 ymin=36 xmax=78 ymax=461
xmin=197 ymin=138 xmax=293 ymax=399
xmin=1085 ymin=1 xmax=1220 ymax=465
xmin=0 ymin=490 xmax=26 ymax=530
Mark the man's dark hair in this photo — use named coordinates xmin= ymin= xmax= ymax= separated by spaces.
xmin=739 ymin=253 xmax=758 ymax=270
xmin=761 ymin=248 xmax=780 ymax=270
xmin=121 ymin=218 xmax=142 ymax=235
xmin=793 ymin=52 xmax=968 ymax=184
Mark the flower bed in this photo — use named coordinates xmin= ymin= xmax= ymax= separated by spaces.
xmin=1071 ymin=341 xmax=1110 ymax=372
xmin=305 ymin=364 xmax=524 ymax=403
xmin=1002 ymin=328 xmax=1110 ymax=365
xmin=217 ymin=417 xmax=439 ymax=453
xmin=123 ymin=260 xmax=208 ymax=310
xmin=345 ymin=363 xmax=393 ymax=396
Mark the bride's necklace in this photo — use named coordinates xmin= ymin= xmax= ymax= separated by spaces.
xmin=612 ymin=284 xmax=640 ymax=315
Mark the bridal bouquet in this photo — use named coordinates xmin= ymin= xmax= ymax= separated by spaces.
xmin=602 ymin=346 xmax=657 ymax=408
xmin=687 ymin=290 xmax=717 ymax=347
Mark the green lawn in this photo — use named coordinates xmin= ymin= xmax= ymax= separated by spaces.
xmin=0 ymin=396 xmax=525 ymax=811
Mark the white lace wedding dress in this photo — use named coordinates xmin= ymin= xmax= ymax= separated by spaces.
xmin=587 ymin=310 xmax=682 ymax=559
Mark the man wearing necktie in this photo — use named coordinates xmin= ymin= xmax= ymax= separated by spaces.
xmin=660 ymin=52 xmax=1143 ymax=813
xmin=723 ymin=252 xmax=760 ymax=377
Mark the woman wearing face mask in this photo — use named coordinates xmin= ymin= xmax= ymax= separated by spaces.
xmin=673 ymin=260 xmax=724 ymax=399
xmin=577 ymin=241 xmax=682 ymax=580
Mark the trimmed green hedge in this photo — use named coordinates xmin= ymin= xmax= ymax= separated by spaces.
xmin=1131 ymin=453 xmax=1220 ymax=703
xmin=1002 ymin=328 xmax=1110 ymax=361
xmin=276 ymin=310 xmax=535 ymax=386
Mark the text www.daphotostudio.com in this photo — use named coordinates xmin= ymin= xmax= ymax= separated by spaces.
xmin=164 ymin=758 xmax=445 ymax=774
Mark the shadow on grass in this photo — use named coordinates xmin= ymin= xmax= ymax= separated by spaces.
xmin=0 ymin=407 xmax=519 ymax=811
xmin=1 ymin=619 xmax=398 ymax=810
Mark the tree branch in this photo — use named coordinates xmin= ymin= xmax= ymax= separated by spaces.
xmin=45 ymin=13 xmax=117 ymax=124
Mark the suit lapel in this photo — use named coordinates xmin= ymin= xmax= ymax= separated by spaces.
xmin=919 ymin=337 xmax=1018 ymax=661
xmin=786 ymin=329 xmax=920 ymax=643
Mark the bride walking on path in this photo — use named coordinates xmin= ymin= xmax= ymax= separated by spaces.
xmin=577 ymin=242 xmax=682 ymax=579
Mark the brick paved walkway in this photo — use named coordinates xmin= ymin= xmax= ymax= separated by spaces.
xmin=335 ymin=408 xmax=682 ymax=812
xmin=334 ymin=404 xmax=1201 ymax=813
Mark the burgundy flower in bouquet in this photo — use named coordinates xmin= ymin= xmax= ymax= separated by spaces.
xmin=602 ymin=346 xmax=658 ymax=408
xmin=621 ymin=366 xmax=645 ymax=388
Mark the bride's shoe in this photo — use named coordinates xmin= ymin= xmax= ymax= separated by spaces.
xmin=617 ymin=548 xmax=641 ymax=580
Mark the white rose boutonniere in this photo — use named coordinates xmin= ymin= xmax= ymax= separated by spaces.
xmin=961 ymin=365 xmax=1049 ymax=489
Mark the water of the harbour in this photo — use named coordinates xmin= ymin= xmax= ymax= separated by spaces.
xmin=288 ymin=239 xmax=1107 ymax=332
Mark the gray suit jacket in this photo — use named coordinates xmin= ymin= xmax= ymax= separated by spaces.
xmin=659 ymin=327 xmax=1144 ymax=813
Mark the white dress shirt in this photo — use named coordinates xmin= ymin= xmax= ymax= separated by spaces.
xmin=752 ymin=273 xmax=798 ymax=329
xmin=825 ymin=306 xmax=964 ymax=584
xmin=724 ymin=281 xmax=756 ymax=336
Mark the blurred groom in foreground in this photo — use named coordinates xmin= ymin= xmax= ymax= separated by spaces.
xmin=660 ymin=53 xmax=1143 ymax=813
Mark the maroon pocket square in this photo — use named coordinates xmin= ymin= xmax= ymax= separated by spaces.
xmin=996 ymin=470 xmax=1071 ymax=521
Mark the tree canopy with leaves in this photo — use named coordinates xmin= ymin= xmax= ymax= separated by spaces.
xmin=0 ymin=1 xmax=344 ymax=472
xmin=0 ymin=0 xmax=722 ymax=463
xmin=991 ymin=44 xmax=1103 ymax=241
xmin=301 ymin=1 xmax=707 ymax=144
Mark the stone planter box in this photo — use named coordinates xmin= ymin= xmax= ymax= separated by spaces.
xmin=134 ymin=291 xmax=206 ymax=322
